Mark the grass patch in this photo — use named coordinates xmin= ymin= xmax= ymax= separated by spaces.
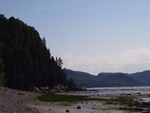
xmin=37 ymin=93 xmax=99 ymax=102
xmin=17 ymin=93 xmax=24 ymax=95
xmin=105 ymin=101 xmax=120 ymax=105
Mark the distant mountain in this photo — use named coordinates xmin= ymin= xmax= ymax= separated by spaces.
xmin=129 ymin=70 xmax=150 ymax=85
xmin=104 ymin=73 xmax=144 ymax=86
xmin=65 ymin=69 xmax=145 ymax=87
xmin=65 ymin=69 xmax=94 ymax=87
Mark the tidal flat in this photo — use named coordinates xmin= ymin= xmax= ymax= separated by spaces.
xmin=36 ymin=86 xmax=150 ymax=113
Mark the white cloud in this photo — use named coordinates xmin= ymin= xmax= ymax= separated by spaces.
xmin=62 ymin=48 xmax=150 ymax=75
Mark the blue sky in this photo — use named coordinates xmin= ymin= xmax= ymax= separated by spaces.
xmin=1 ymin=0 xmax=150 ymax=75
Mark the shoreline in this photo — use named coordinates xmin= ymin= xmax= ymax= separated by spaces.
xmin=1 ymin=87 xmax=150 ymax=113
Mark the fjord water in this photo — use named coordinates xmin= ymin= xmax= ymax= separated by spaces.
xmin=65 ymin=86 xmax=150 ymax=96
xmin=88 ymin=86 xmax=150 ymax=95
xmin=88 ymin=86 xmax=150 ymax=103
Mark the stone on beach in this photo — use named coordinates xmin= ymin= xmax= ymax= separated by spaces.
xmin=66 ymin=109 xmax=69 ymax=112
xmin=77 ymin=105 xmax=81 ymax=109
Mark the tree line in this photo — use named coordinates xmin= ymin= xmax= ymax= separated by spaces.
xmin=0 ymin=14 xmax=73 ymax=90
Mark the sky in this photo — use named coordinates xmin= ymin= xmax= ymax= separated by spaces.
xmin=1 ymin=0 xmax=150 ymax=75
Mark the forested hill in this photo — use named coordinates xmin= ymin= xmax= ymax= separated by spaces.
xmin=0 ymin=14 xmax=69 ymax=90
xmin=65 ymin=69 xmax=145 ymax=87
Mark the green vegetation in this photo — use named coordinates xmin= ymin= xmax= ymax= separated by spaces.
xmin=17 ymin=93 xmax=24 ymax=95
xmin=0 ymin=14 xmax=71 ymax=90
xmin=37 ymin=93 xmax=99 ymax=102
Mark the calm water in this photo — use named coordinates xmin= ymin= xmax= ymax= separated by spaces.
xmin=63 ymin=86 xmax=150 ymax=96
xmin=88 ymin=86 xmax=150 ymax=103
xmin=87 ymin=86 xmax=150 ymax=95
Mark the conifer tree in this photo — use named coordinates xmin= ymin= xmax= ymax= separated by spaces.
xmin=0 ymin=14 xmax=69 ymax=90
xmin=0 ymin=43 xmax=5 ymax=86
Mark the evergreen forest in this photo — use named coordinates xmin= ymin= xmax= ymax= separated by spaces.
xmin=0 ymin=14 xmax=69 ymax=90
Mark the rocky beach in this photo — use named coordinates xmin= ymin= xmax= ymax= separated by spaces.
xmin=1 ymin=87 xmax=150 ymax=113
xmin=0 ymin=87 xmax=41 ymax=113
